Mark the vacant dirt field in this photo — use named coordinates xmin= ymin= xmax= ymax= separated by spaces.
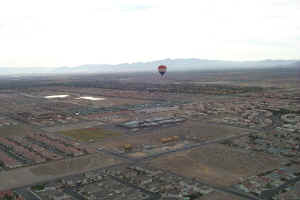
xmin=58 ymin=127 xmax=122 ymax=142
xmin=0 ymin=124 xmax=38 ymax=137
xmin=200 ymin=191 xmax=245 ymax=200
xmin=42 ymin=121 xmax=104 ymax=133
xmin=148 ymin=143 xmax=286 ymax=187
xmin=96 ymin=121 xmax=251 ymax=152
xmin=140 ymin=120 xmax=252 ymax=141
xmin=0 ymin=152 xmax=124 ymax=190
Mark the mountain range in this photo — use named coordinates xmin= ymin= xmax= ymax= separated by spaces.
xmin=0 ymin=58 xmax=299 ymax=75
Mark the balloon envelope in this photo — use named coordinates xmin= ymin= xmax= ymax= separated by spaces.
xmin=158 ymin=65 xmax=167 ymax=76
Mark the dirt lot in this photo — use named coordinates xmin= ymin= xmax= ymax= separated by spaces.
xmin=148 ymin=143 xmax=286 ymax=187
xmin=0 ymin=124 xmax=38 ymax=137
xmin=138 ymin=120 xmax=252 ymax=140
xmin=59 ymin=127 xmax=122 ymax=142
xmin=200 ymin=191 xmax=245 ymax=200
xmin=42 ymin=121 xmax=104 ymax=133
xmin=0 ymin=152 xmax=124 ymax=190
xmin=96 ymin=121 xmax=251 ymax=152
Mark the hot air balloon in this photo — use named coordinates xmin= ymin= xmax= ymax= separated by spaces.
xmin=158 ymin=65 xmax=167 ymax=76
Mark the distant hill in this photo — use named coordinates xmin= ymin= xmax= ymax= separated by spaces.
xmin=0 ymin=59 xmax=299 ymax=75
xmin=53 ymin=59 xmax=300 ymax=74
xmin=288 ymin=61 xmax=300 ymax=68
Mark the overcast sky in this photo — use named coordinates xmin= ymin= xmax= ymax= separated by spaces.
xmin=0 ymin=0 xmax=299 ymax=67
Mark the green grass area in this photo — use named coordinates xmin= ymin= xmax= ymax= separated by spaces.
xmin=60 ymin=127 xmax=121 ymax=142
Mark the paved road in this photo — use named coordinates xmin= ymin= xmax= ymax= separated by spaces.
xmin=15 ymin=188 xmax=41 ymax=200
xmin=109 ymin=175 xmax=161 ymax=200
xmin=5 ymin=130 xmax=258 ymax=200
xmin=137 ymin=132 xmax=253 ymax=162
xmin=98 ymin=149 xmax=136 ymax=162
xmin=212 ymin=185 xmax=261 ymax=200
xmin=9 ymin=162 xmax=128 ymax=195
xmin=149 ymin=165 xmax=262 ymax=200
xmin=94 ymin=131 xmax=262 ymax=200
xmin=64 ymin=188 xmax=85 ymax=200
xmin=97 ymin=131 xmax=253 ymax=163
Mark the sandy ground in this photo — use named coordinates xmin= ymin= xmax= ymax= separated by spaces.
xmin=42 ymin=121 xmax=104 ymax=132
xmin=97 ymin=121 xmax=250 ymax=151
xmin=0 ymin=124 xmax=38 ymax=137
xmin=0 ymin=152 xmax=124 ymax=190
xmin=148 ymin=143 xmax=285 ymax=187
xmin=200 ymin=190 xmax=246 ymax=200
